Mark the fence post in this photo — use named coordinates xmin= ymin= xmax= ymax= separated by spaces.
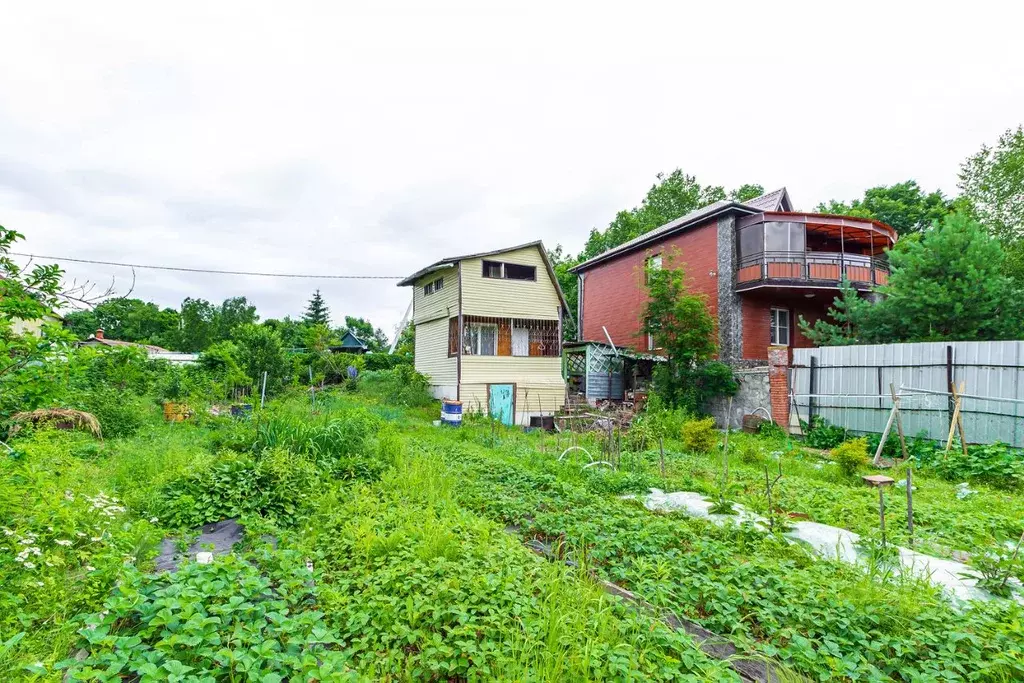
xmin=946 ymin=345 xmax=954 ymax=427
xmin=808 ymin=355 xmax=818 ymax=425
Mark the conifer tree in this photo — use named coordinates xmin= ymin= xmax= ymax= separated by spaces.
xmin=303 ymin=289 xmax=330 ymax=326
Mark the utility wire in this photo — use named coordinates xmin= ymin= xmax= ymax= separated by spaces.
xmin=9 ymin=252 xmax=404 ymax=280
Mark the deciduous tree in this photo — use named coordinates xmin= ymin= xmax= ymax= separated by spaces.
xmin=814 ymin=180 xmax=955 ymax=236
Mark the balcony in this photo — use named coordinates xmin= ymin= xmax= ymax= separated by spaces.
xmin=734 ymin=212 xmax=897 ymax=293
xmin=737 ymin=251 xmax=889 ymax=290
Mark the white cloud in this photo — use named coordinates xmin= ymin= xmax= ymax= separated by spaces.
xmin=1 ymin=0 xmax=1022 ymax=335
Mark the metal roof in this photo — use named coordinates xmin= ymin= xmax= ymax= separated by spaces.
xmin=570 ymin=188 xmax=796 ymax=272
xmin=397 ymin=240 xmax=570 ymax=313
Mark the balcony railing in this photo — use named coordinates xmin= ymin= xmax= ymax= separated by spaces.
xmin=736 ymin=251 xmax=889 ymax=289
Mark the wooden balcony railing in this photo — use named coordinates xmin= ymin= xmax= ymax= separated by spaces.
xmin=736 ymin=251 xmax=889 ymax=289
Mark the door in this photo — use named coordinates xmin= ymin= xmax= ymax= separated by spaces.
xmin=488 ymin=384 xmax=515 ymax=426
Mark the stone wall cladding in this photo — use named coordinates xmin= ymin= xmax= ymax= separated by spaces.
xmin=716 ymin=215 xmax=743 ymax=363
xmin=768 ymin=346 xmax=790 ymax=428
xmin=578 ymin=219 xmax=720 ymax=352
xmin=705 ymin=366 xmax=770 ymax=428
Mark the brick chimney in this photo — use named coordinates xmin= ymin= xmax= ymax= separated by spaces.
xmin=95 ymin=328 xmax=104 ymax=340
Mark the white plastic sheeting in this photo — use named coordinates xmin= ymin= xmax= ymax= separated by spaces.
xmin=636 ymin=489 xmax=1021 ymax=604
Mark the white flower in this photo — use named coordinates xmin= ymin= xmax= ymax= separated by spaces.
xmin=19 ymin=538 xmax=33 ymax=545
xmin=2 ymin=528 xmax=14 ymax=537
xmin=149 ymin=517 xmax=158 ymax=523
xmin=64 ymin=491 xmax=75 ymax=501
xmin=54 ymin=540 xmax=72 ymax=547
xmin=34 ymin=581 xmax=43 ymax=587
xmin=44 ymin=561 xmax=54 ymax=567
xmin=47 ymin=526 xmax=54 ymax=532
xmin=91 ymin=537 xmax=102 ymax=542
xmin=76 ymin=532 xmax=86 ymax=538
xmin=23 ymin=561 xmax=35 ymax=569
xmin=85 ymin=565 xmax=96 ymax=572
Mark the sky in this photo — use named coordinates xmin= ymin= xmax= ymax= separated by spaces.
xmin=2 ymin=1 xmax=1022 ymax=339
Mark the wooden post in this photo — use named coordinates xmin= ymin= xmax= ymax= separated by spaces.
xmin=659 ymin=437 xmax=666 ymax=480
xmin=955 ymin=381 xmax=968 ymax=456
xmin=722 ymin=397 xmax=733 ymax=481
xmin=890 ymin=383 xmax=908 ymax=460
xmin=906 ymin=466 xmax=914 ymax=547
xmin=945 ymin=381 xmax=968 ymax=456
xmin=872 ymin=404 xmax=897 ymax=466
xmin=878 ymin=487 xmax=887 ymax=550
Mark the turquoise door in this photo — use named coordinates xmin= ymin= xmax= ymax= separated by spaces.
xmin=489 ymin=384 xmax=514 ymax=426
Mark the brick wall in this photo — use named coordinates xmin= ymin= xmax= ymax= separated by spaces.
xmin=741 ymin=294 xmax=834 ymax=361
xmin=768 ymin=346 xmax=790 ymax=427
xmin=579 ymin=220 xmax=720 ymax=352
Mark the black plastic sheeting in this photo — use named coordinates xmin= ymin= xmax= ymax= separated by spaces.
xmin=153 ymin=518 xmax=252 ymax=573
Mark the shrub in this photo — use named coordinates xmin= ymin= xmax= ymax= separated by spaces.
xmin=757 ymin=419 xmax=787 ymax=441
xmin=737 ymin=439 xmax=765 ymax=466
xmin=358 ymin=365 xmax=433 ymax=407
xmin=804 ymin=416 xmax=848 ymax=449
xmin=923 ymin=442 xmax=1024 ymax=491
xmin=680 ymin=417 xmax=717 ymax=454
xmin=831 ymin=438 xmax=869 ymax=477
xmin=77 ymin=389 xmax=150 ymax=438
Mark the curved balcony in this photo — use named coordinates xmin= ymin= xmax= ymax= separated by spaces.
xmin=734 ymin=212 xmax=897 ymax=292
xmin=736 ymin=251 xmax=889 ymax=290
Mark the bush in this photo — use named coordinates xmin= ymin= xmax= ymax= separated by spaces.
xmin=363 ymin=353 xmax=412 ymax=372
xmin=77 ymin=389 xmax=150 ymax=438
xmin=922 ymin=442 xmax=1024 ymax=491
xmin=831 ymin=438 xmax=869 ymax=477
xmin=737 ymin=439 xmax=765 ymax=466
xmin=358 ymin=365 xmax=433 ymax=407
xmin=804 ymin=416 xmax=848 ymax=449
xmin=680 ymin=417 xmax=718 ymax=454
xmin=757 ymin=419 xmax=788 ymax=441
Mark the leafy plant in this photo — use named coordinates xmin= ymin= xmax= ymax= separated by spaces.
xmin=831 ymin=438 xmax=869 ymax=477
xmin=680 ymin=417 xmax=717 ymax=454
xmin=803 ymin=416 xmax=849 ymax=450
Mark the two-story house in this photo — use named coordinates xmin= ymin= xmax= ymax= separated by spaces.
xmin=571 ymin=188 xmax=897 ymax=364
xmin=397 ymin=241 xmax=568 ymax=425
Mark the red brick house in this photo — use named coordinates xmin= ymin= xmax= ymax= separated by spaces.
xmin=571 ymin=188 xmax=897 ymax=364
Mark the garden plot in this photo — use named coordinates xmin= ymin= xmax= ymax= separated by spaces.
xmin=638 ymin=488 xmax=1022 ymax=604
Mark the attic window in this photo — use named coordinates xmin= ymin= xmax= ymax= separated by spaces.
xmin=423 ymin=277 xmax=444 ymax=296
xmin=482 ymin=260 xmax=536 ymax=281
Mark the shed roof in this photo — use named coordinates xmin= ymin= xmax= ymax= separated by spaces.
xmin=78 ymin=336 xmax=170 ymax=353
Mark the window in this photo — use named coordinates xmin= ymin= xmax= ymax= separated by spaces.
xmin=645 ymin=253 xmax=662 ymax=284
xmin=648 ymin=332 xmax=656 ymax=351
xmin=511 ymin=326 xmax=529 ymax=356
xmin=464 ymin=322 xmax=498 ymax=355
xmin=770 ymin=308 xmax=790 ymax=346
xmin=763 ymin=222 xmax=805 ymax=253
xmin=423 ymin=277 xmax=444 ymax=296
xmin=481 ymin=260 xmax=537 ymax=281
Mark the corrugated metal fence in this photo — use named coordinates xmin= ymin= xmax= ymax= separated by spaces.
xmin=792 ymin=342 xmax=1024 ymax=447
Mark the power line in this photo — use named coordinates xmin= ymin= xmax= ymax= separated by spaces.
xmin=9 ymin=252 xmax=404 ymax=280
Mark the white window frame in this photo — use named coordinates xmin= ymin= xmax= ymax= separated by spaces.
xmin=646 ymin=253 xmax=663 ymax=284
xmin=770 ymin=307 xmax=790 ymax=346
xmin=648 ymin=332 xmax=656 ymax=351
xmin=466 ymin=323 xmax=498 ymax=356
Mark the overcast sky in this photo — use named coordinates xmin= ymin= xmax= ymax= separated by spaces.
xmin=2 ymin=1 xmax=1022 ymax=338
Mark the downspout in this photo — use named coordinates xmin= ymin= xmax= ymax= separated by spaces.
xmin=457 ymin=262 xmax=463 ymax=401
xmin=576 ymin=272 xmax=585 ymax=341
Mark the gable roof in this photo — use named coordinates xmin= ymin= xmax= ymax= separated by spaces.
xmin=397 ymin=240 xmax=569 ymax=313
xmin=571 ymin=187 xmax=794 ymax=272
xmin=336 ymin=330 xmax=368 ymax=350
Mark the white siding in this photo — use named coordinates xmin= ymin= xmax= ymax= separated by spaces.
xmin=414 ymin=316 xmax=456 ymax=388
xmin=461 ymin=246 xmax=561 ymax=320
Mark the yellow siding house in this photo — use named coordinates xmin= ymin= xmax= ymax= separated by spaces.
xmin=398 ymin=241 xmax=568 ymax=425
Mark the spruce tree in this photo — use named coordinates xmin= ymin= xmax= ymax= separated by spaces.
xmin=303 ymin=289 xmax=330 ymax=326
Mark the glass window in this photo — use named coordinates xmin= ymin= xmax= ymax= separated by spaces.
xmin=770 ymin=308 xmax=790 ymax=346
xmin=504 ymin=263 xmax=536 ymax=280
xmin=465 ymin=323 xmax=497 ymax=355
xmin=482 ymin=261 xmax=503 ymax=279
xmin=789 ymin=223 xmax=805 ymax=252
xmin=764 ymin=222 xmax=805 ymax=253
xmin=511 ymin=326 xmax=529 ymax=356
xmin=737 ymin=224 xmax=764 ymax=258
xmin=645 ymin=254 xmax=662 ymax=283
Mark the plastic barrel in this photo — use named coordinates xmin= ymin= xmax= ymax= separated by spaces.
xmin=440 ymin=399 xmax=463 ymax=426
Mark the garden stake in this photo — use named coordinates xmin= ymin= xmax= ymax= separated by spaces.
xmin=764 ymin=461 xmax=782 ymax=532
xmin=890 ymin=383 xmax=908 ymax=460
xmin=659 ymin=437 xmax=666 ymax=480
xmin=999 ymin=530 xmax=1024 ymax=591
xmin=878 ymin=487 xmax=887 ymax=551
xmin=906 ymin=466 xmax=914 ymax=547
xmin=259 ymin=371 xmax=268 ymax=410
xmin=722 ymin=397 xmax=732 ymax=481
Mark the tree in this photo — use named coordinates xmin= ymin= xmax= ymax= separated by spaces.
xmin=729 ymin=184 xmax=765 ymax=202
xmin=341 ymin=316 xmax=389 ymax=352
xmin=64 ymin=298 xmax=179 ymax=347
xmin=177 ymin=298 xmax=219 ymax=352
xmin=814 ymin=180 xmax=955 ymax=237
xmin=217 ymin=296 xmax=258 ymax=340
xmin=262 ymin=316 xmax=308 ymax=350
xmin=801 ymin=213 xmax=1023 ymax=344
xmin=233 ymin=323 xmax=288 ymax=394
xmin=548 ymin=245 xmax=578 ymax=341
xmin=642 ymin=255 xmax=720 ymax=410
xmin=303 ymin=289 xmax=330 ymax=326
xmin=958 ymin=125 xmax=1024 ymax=278
xmin=393 ymin=323 xmax=415 ymax=356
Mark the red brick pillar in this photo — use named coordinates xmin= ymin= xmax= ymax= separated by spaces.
xmin=768 ymin=346 xmax=790 ymax=429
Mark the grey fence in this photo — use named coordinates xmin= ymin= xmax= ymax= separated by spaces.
xmin=791 ymin=342 xmax=1024 ymax=448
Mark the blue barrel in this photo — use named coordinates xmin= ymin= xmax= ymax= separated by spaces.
xmin=441 ymin=399 xmax=463 ymax=426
